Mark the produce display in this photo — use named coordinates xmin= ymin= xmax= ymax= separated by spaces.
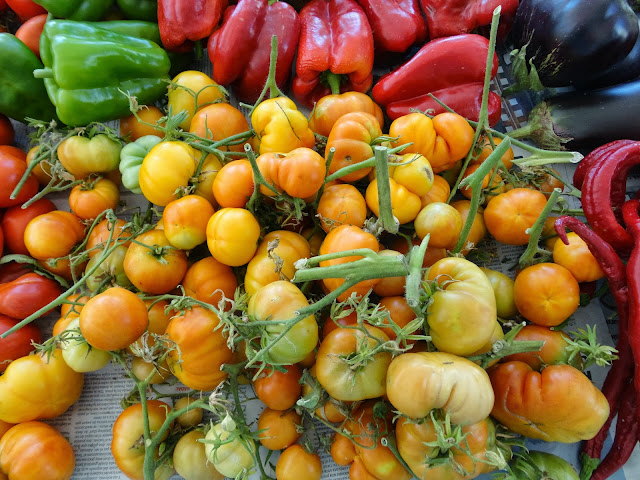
xmin=0 ymin=1 xmax=639 ymax=480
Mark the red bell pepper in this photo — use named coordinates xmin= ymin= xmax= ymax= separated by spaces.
xmin=355 ymin=0 xmax=427 ymax=52
xmin=158 ymin=0 xmax=228 ymax=52
xmin=208 ymin=0 xmax=300 ymax=103
xmin=419 ymin=0 xmax=519 ymax=42
xmin=292 ymin=0 xmax=374 ymax=108
xmin=371 ymin=33 xmax=501 ymax=124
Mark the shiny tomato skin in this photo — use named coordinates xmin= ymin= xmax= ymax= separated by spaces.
xmin=23 ymin=210 xmax=85 ymax=260
xmin=0 ymin=273 xmax=63 ymax=319
xmin=257 ymin=408 xmax=303 ymax=450
xmin=275 ymin=445 xmax=322 ymax=480
xmin=206 ymin=208 xmax=261 ymax=267
xmin=1 ymin=198 xmax=56 ymax=255
xmin=0 ymin=149 xmax=39 ymax=208
xmin=253 ymin=364 xmax=302 ymax=411
xmin=0 ymin=314 xmax=41 ymax=373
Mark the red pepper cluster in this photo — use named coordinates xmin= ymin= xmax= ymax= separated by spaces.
xmin=554 ymin=140 xmax=640 ymax=480
xmin=157 ymin=0 xmax=519 ymax=124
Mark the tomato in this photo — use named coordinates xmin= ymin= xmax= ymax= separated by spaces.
xmin=484 ymin=188 xmax=548 ymax=245
xmin=57 ymin=134 xmax=122 ymax=180
xmin=130 ymin=357 xmax=171 ymax=385
xmin=386 ymin=351 xmax=494 ymax=425
xmin=553 ymin=232 xmax=605 ymax=283
xmin=251 ymin=97 xmax=315 ymax=154
xmin=212 ymin=160 xmax=255 ymax=208
xmin=426 ymin=257 xmax=497 ymax=356
xmin=275 ymin=445 xmax=322 ymax=480
xmin=316 ymin=325 xmax=391 ymax=402
xmin=1 ymin=198 xmax=55 ymax=255
xmin=189 ymin=103 xmax=250 ymax=154
xmin=0 ymin=272 xmax=63 ymax=319
xmin=534 ymin=168 xmax=565 ymax=194
xmin=326 ymin=112 xmax=382 ymax=183
xmin=244 ymin=230 xmax=311 ymax=296
xmin=79 ymin=287 xmax=149 ymax=351
xmin=0 ymin=421 xmax=75 ymax=480
xmin=253 ymin=364 xmax=302 ymax=411
xmin=257 ymin=148 xmax=327 ymax=199
xmin=5 ymin=0 xmax=46 ymax=19
xmin=330 ymin=433 xmax=356 ymax=466
xmin=0 ymin=314 xmax=41 ymax=373
xmin=67 ymin=177 xmax=120 ymax=220
xmin=59 ymin=293 xmax=88 ymax=319
xmin=165 ymin=306 xmax=233 ymax=391
xmin=513 ymin=263 xmax=580 ymax=327
xmin=248 ymin=281 xmax=319 ymax=364
xmin=396 ymin=415 xmax=499 ymax=480
xmin=111 ymin=400 xmax=174 ymax=480
xmin=372 ymin=251 xmax=406 ymax=297
xmin=0 ymin=349 xmax=83 ymax=423
xmin=123 ymin=229 xmax=188 ymax=294
xmin=23 ymin=210 xmax=85 ymax=260
xmin=504 ymin=325 xmax=583 ymax=370
xmin=257 ymin=408 xmax=303 ymax=451
xmin=390 ymin=235 xmax=447 ymax=268
xmin=120 ymin=105 xmax=165 ymax=141
xmin=526 ymin=451 xmax=579 ymax=480
xmin=308 ymin=91 xmax=384 ymax=137
xmin=451 ymin=199 xmax=487 ymax=255
xmin=414 ymin=202 xmax=463 ymax=250
xmin=84 ymin=244 xmax=132 ymax=292
xmin=85 ymin=217 xmax=131 ymax=257
xmin=139 ymin=141 xmax=198 ymax=206
xmin=167 ymin=71 xmax=227 ymax=130
xmin=316 ymin=184 xmax=367 ymax=233
xmin=206 ymin=208 xmax=261 ymax=266
xmin=173 ymin=430 xmax=224 ymax=480
xmin=479 ymin=267 xmax=517 ymax=318
xmin=173 ymin=397 xmax=203 ymax=429
xmin=181 ymin=257 xmax=237 ymax=308
xmin=162 ymin=195 xmax=215 ymax=250
xmin=0 ymin=421 xmax=12 ymax=440
xmin=489 ymin=361 xmax=609 ymax=442
xmin=60 ymin=318 xmax=111 ymax=373
xmin=193 ymin=154 xmax=222 ymax=207
xmin=319 ymin=225 xmax=380 ymax=301
xmin=472 ymin=136 xmax=514 ymax=170
xmin=420 ymin=174 xmax=450 ymax=207
xmin=204 ymin=417 xmax=256 ymax=478
xmin=14 ymin=13 xmax=46 ymax=58
xmin=0 ymin=148 xmax=38 ymax=208
xmin=366 ymin=177 xmax=423 ymax=225
xmin=0 ymin=114 xmax=14 ymax=146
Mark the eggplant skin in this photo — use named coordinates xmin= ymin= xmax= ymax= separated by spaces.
xmin=511 ymin=0 xmax=638 ymax=88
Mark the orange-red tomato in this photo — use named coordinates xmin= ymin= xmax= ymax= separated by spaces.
xmin=257 ymin=408 xmax=303 ymax=451
xmin=85 ymin=218 xmax=131 ymax=257
xmin=0 ymin=114 xmax=14 ymax=146
xmin=484 ymin=188 xmax=547 ymax=245
xmin=377 ymin=295 xmax=417 ymax=342
xmin=14 ymin=13 xmax=46 ymax=58
xmin=419 ymin=174 xmax=450 ymax=207
xmin=119 ymin=105 xmax=166 ymax=141
xmin=450 ymin=199 xmax=487 ymax=255
xmin=23 ymin=210 xmax=85 ymax=260
xmin=68 ymin=177 xmax=120 ymax=220
xmin=275 ymin=445 xmax=322 ymax=480
xmin=513 ymin=263 xmax=580 ymax=327
xmin=257 ymin=148 xmax=326 ymax=199
xmin=471 ymin=136 xmax=514 ymax=170
xmin=79 ymin=287 xmax=149 ymax=351
xmin=182 ymin=256 xmax=238 ymax=307
xmin=504 ymin=325 xmax=583 ymax=370
xmin=1 ymin=198 xmax=56 ymax=255
xmin=253 ymin=364 xmax=302 ymax=411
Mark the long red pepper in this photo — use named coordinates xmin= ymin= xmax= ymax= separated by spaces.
xmin=573 ymin=139 xmax=636 ymax=191
xmin=554 ymin=216 xmax=631 ymax=469
xmin=623 ymin=198 xmax=640 ymax=388
xmin=581 ymin=142 xmax=640 ymax=250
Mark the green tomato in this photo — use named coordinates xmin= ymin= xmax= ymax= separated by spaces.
xmin=57 ymin=133 xmax=122 ymax=179
xmin=480 ymin=267 xmax=518 ymax=318
xmin=119 ymin=135 xmax=162 ymax=194
xmin=204 ymin=416 xmax=256 ymax=479
xmin=60 ymin=318 xmax=111 ymax=373
xmin=85 ymin=244 xmax=132 ymax=292
xmin=517 ymin=451 xmax=580 ymax=480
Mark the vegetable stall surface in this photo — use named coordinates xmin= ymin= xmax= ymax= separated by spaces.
xmin=0 ymin=2 xmax=638 ymax=480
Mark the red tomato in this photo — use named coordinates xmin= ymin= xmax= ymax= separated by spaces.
xmin=0 ymin=114 xmax=14 ymax=145
xmin=0 ymin=314 xmax=42 ymax=373
xmin=253 ymin=364 xmax=302 ymax=411
xmin=0 ymin=148 xmax=38 ymax=208
xmin=14 ymin=13 xmax=47 ymax=58
xmin=1 ymin=198 xmax=56 ymax=255
xmin=5 ymin=0 xmax=46 ymax=20
xmin=0 ymin=273 xmax=62 ymax=319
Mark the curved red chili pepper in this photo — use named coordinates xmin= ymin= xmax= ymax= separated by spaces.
xmin=573 ymin=139 xmax=636 ymax=190
xmin=581 ymin=142 xmax=640 ymax=250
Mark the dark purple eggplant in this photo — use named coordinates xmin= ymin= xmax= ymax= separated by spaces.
xmin=511 ymin=0 xmax=638 ymax=88
xmin=509 ymin=79 xmax=640 ymax=152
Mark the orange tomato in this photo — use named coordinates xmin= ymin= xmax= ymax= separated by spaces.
xmin=119 ymin=105 xmax=165 ymax=141
xmin=189 ymin=103 xmax=249 ymax=154
xmin=316 ymin=184 xmax=367 ymax=233
xmin=414 ymin=202 xmax=463 ymax=250
xmin=253 ymin=364 xmax=302 ymax=411
xmin=182 ymin=256 xmax=238 ymax=308
xmin=68 ymin=177 xmax=120 ymax=220
xmin=275 ymin=445 xmax=322 ymax=480
xmin=212 ymin=160 xmax=255 ymax=208
xmin=553 ymin=232 xmax=605 ymax=283
xmin=162 ymin=195 xmax=215 ymax=250
xmin=14 ymin=13 xmax=47 ymax=58
xmin=257 ymin=408 xmax=303 ymax=451
xmin=484 ymin=188 xmax=548 ymax=245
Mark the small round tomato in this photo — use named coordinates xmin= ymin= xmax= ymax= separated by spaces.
xmin=377 ymin=295 xmax=417 ymax=342
xmin=420 ymin=174 xmax=450 ymax=207
xmin=514 ymin=263 xmax=580 ymax=327
xmin=316 ymin=184 xmax=367 ymax=233
xmin=111 ymin=400 xmax=174 ymax=480
xmin=0 ymin=148 xmax=38 ymax=208
xmin=1 ymin=197 xmax=55 ymax=255
xmin=189 ymin=103 xmax=250 ymax=154
xmin=330 ymin=433 xmax=356 ymax=466
xmin=479 ymin=267 xmax=517 ymax=318
xmin=472 ymin=136 xmax=514 ymax=170
xmin=0 ymin=421 xmax=75 ymax=480
xmin=167 ymin=71 xmax=227 ymax=130
xmin=182 ymin=256 xmax=238 ymax=307
xmin=372 ymin=250 xmax=406 ymax=297
xmin=0 ymin=314 xmax=42 ymax=373
xmin=206 ymin=208 xmax=261 ymax=266
xmin=120 ymin=105 xmax=165 ymax=141
xmin=68 ymin=177 xmax=120 ymax=220
xmin=275 ymin=445 xmax=322 ymax=480
xmin=504 ymin=324 xmax=583 ymax=370
xmin=253 ymin=364 xmax=302 ymax=411
xmin=173 ymin=430 xmax=224 ymax=480
xmin=4 ymin=0 xmax=47 ymax=20
xmin=212 ymin=159 xmax=255 ymax=208
xmin=131 ymin=357 xmax=171 ymax=385
xmin=173 ymin=397 xmax=203 ymax=429
xmin=14 ymin=13 xmax=46 ymax=58
xmin=163 ymin=195 xmax=215 ymax=250
xmin=414 ymin=202 xmax=463 ymax=250
xmin=0 ymin=114 xmax=14 ymax=145
xmin=84 ymin=244 xmax=132 ymax=292
xmin=79 ymin=287 xmax=149 ymax=351
xmin=451 ymin=199 xmax=487 ymax=255
xmin=23 ymin=210 xmax=85 ymax=260
xmin=123 ymin=229 xmax=188 ymax=294
xmin=204 ymin=417 xmax=256 ymax=478
xmin=258 ymin=408 xmax=303 ymax=451
xmin=484 ymin=188 xmax=548 ymax=245
xmin=60 ymin=318 xmax=111 ymax=373
xmin=85 ymin=218 xmax=131 ymax=257
xmin=553 ymin=232 xmax=605 ymax=283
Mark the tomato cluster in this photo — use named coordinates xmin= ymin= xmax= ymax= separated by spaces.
xmin=0 ymin=60 xmax=615 ymax=480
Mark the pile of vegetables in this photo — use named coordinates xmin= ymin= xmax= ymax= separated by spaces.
xmin=0 ymin=1 xmax=639 ymax=480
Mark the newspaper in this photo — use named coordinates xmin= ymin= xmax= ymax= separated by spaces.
xmin=6 ymin=48 xmax=638 ymax=479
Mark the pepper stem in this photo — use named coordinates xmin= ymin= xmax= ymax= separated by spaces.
xmin=33 ymin=68 xmax=54 ymax=79
xmin=250 ymin=35 xmax=286 ymax=115
xmin=509 ymin=101 xmax=574 ymax=151
xmin=325 ymin=72 xmax=343 ymax=95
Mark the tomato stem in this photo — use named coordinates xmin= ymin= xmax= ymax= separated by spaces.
xmin=518 ymin=188 xmax=561 ymax=269
xmin=324 ymin=143 xmax=411 ymax=183
xmin=373 ymin=146 xmax=399 ymax=234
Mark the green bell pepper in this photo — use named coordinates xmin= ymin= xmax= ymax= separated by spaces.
xmin=34 ymin=20 xmax=171 ymax=127
xmin=119 ymin=135 xmax=162 ymax=194
xmin=0 ymin=33 xmax=58 ymax=123
xmin=116 ymin=0 xmax=157 ymax=22
xmin=33 ymin=0 xmax=114 ymax=21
